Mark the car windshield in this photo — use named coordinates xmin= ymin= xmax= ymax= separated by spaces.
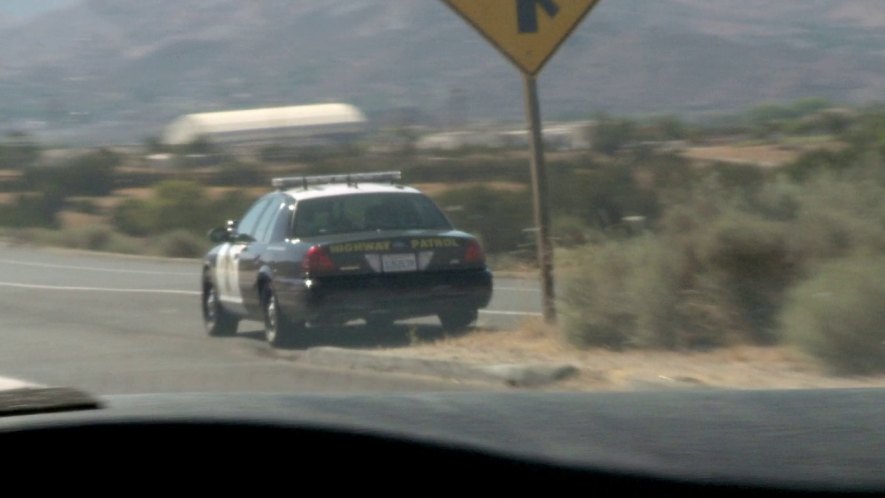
xmin=1 ymin=0 xmax=885 ymax=422
xmin=292 ymin=193 xmax=452 ymax=237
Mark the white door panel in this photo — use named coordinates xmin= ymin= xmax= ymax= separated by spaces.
xmin=215 ymin=243 xmax=247 ymax=313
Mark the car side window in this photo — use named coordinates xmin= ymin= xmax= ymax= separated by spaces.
xmin=255 ymin=199 xmax=288 ymax=243
xmin=267 ymin=203 xmax=295 ymax=243
xmin=236 ymin=195 xmax=274 ymax=239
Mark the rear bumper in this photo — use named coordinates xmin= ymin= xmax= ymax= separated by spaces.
xmin=277 ymin=269 xmax=493 ymax=323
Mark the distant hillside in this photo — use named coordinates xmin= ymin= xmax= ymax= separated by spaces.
xmin=0 ymin=0 xmax=883 ymax=144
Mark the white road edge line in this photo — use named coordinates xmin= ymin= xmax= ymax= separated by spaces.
xmin=0 ymin=259 xmax=195 ymax=276
xmin=495 ymin=286 xmax=540 ymax=292
xmin=480 ymin=310 xmax=543 ymax=317
xmin=0 ymin=282 xmax=199 ymax=296
xmin=0 ymin=282 xmax=539 ymax=315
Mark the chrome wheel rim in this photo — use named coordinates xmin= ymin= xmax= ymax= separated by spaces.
xmin=204 ymin=286 xmax=218 ymax=328
xmin=265 ymin=295 xmax=277 ymax=343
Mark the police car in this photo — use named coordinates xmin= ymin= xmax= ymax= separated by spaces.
xmin=202 ymin=171 xmax=493 ymax=346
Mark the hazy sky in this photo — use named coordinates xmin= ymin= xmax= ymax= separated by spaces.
xmin=0 ymin=0 xmax=76 ymax=20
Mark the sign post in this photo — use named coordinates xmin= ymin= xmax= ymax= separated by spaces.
xmin=442 ymin=0 xmax=602 ymax=323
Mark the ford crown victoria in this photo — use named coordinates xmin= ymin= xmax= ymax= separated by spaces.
xmin=201 ymin=172 xmax=493 ymax=346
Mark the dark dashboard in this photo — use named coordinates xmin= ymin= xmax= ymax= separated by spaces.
xmin=1 ymin=389 xmax=883 ymax=495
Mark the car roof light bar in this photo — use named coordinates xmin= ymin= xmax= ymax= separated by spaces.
xmin=272 ymin=171 xmax=402 ymax=190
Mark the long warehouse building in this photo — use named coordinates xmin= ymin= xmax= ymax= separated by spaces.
xmin=162 ymin=103 xmax=367 ymax=146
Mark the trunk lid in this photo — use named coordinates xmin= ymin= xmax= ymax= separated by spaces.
xmin=303 ymin=230 xmax=484 ymax=277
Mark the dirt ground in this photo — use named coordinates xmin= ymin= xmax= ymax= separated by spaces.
xmin=379 ymin=321 xmax=885 ymax=391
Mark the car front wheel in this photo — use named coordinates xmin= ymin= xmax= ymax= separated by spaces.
xmin=204 ymin=282 xmax=238 ymax=337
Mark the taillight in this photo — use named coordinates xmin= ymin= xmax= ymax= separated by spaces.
xmin=464 ymin=239 xmax=485 ymax=265
xmin=302 ymin=245 xmax=336 ymax=274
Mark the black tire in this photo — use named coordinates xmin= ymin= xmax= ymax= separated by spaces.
xmin=263 ymin=287 xmax=303 ymax=347
xmin=438 ymin=309 xmax=478 ymax=333
xmin=203 ymin=282 xmax=238 ymax=337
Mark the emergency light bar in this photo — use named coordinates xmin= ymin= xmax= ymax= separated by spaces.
xmin=272 ymin=171 xmax=402 ymax=190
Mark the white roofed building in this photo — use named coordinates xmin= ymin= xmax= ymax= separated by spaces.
xmin=162 ymin=103 xmax=367 ymax=147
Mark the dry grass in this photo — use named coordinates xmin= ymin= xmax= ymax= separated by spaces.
xmin=376 ymin=319 xmax=885 ymax=391
xmin=416 ymin=181 xmax=526 ymax=196
xmin=402 ymin=319 xmax=568 ymax=364
xmin=112 ymin=187 xmax=155 ymax=200
xmin=682 ymin=145 xmax=800 ymax=167
xmin=204 ymin=186 xmax=265 ymax=199
xmin=57 ymin=211 xmax=106 ymax=229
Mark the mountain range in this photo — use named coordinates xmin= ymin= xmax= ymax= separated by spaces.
xmin=1 ymin=0 xmax=884 ymax=144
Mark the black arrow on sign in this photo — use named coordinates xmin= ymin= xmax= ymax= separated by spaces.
xmin=517 ymin=0 xmax=560 ymax=33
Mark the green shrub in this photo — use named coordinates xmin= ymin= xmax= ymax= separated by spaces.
xmin=696 ymin=213 xmax=795 ymax=342
xmin=783 ymin=149 xmax=855 ymax=182
xmin=778 ymin=173 xmax=885 ymax=268
xmin=24 ymin=148 xmax=119 ymax=196
xmin=560 ymin=237 xmax=744 ymax=350
xmin=151 ymin=180 xmax=210 ymax=233
xmin=781 ymin=257 xmax=885 ymax=374
xmin=207 ymin=189 xmax=256 ymax=226
xmin=710 ymin=163 xmax=767 ymax=192
xmin=113 ymin=198 xmax=156 ymax=236
xmin=113 ymin=181 xmax=253 ymax=237
xmin=0 ymin=191 xmax=65 ymax=228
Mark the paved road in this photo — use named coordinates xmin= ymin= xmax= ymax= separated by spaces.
xmin=0 ymin=243 xmax=542 ymax=395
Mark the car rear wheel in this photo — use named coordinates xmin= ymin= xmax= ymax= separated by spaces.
xmin=204 ymin=282 xmax=238 ymax=337
xmin=263 ymin=287 xmax=304 ymax=347
xmin=438 ymin=309 xmax=478 ymax=333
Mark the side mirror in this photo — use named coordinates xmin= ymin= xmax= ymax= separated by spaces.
xmin=233 ymin=232 xmax=256 ymax=243
xmin=208 ymin=226 xmax=231 ymax=243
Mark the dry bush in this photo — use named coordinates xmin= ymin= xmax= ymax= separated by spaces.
xmin=781 ymin=257 xmax=885 ymax=374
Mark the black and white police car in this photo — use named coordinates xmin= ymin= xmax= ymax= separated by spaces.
xmin=202 ymin=171 xmax=493 ymax=346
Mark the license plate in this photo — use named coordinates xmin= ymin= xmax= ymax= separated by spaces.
xmin=382 ymin=253 xmax=418 ymax=273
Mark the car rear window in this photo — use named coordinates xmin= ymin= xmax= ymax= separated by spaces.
xmin=292 ymin=193 xmax=452 ymax=237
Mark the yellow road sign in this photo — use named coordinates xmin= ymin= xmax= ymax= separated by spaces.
xmin=443 ymin=0 xmax=601 ymax=75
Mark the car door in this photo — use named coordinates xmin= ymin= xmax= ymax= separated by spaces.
xmin=215 ymin=194 xmax=274 ymax=315
xmin=238 ymin=195 xmax=288 ymax=314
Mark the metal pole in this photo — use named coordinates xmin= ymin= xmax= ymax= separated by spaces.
xmin=522 ymin=73 xmax=556 ymax=324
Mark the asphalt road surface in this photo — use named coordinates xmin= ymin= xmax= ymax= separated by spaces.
xmin=0 ymin=243 xmax=542 ymax=395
